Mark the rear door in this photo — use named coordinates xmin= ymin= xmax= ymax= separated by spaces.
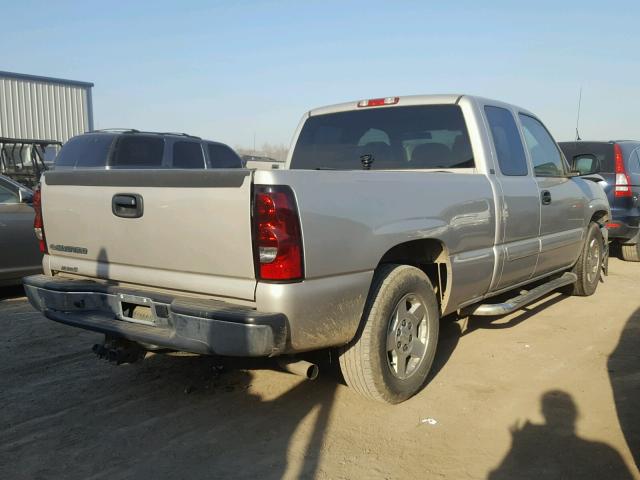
xmin=41 ymin=168 xmax=257 ymax=301
xmin=483 ymin=105 xmax=540 ymax=290
xmin=518 ymin=114 xmax=585 ymax=276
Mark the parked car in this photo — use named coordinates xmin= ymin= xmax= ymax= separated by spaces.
xmin=559 ymin=141 xmax=640 ymax=261
xmin=54 ymin=130 xmax=243 ymax=170
xmin=24 ymin=95 xmax=609 ymax=403
xmin=0 ymin=175 xmax=42 ymax=286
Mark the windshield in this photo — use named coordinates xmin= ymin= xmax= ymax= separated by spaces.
xmin=558 ymin=142 xmax=615 ymax=173
xmin=290 ymin=105 xmax=474 ymax=170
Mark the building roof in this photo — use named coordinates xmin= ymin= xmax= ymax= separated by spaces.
xmin=0 ymin=70 xmax=94 ymax=88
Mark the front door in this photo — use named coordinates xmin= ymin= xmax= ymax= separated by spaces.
xmin=0 ymin=179 xmax=42 ymax=282
xmin=518 ymin=114 xmax=585 ymax=276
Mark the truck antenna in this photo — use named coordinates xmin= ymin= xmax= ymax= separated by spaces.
xmin=575 ymin=86 xmax=582 ymax=142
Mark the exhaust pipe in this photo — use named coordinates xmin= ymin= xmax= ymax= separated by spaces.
xmin=277 ymin=358 xmax=319 ymax=380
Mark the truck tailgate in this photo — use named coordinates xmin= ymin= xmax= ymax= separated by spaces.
xmin=40 ymin=169 xmax=256 ymax=300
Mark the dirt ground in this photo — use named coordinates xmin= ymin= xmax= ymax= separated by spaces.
xmin=1 ymin=257 xmax=639 ymax=479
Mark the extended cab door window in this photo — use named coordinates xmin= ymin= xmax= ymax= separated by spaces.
xmin=518 ymin=114 xmax=566 ymax=177
xmin=484 ymin=106 xmax=528 ymax=176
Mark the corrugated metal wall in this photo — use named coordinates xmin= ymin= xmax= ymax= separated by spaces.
xmin=0 ymin=73 xmax=93 ymax=143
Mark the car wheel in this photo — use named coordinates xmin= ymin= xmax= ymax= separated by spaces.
xmin=567 ymin=222 xmax=604 ymax=296
xmin=621 ymin=241 xmax=640 ymax=262
xmin=338 ymin=264 xmax=439 ymax=404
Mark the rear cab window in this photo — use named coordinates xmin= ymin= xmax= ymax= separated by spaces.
xmin=290 ymin=105 xmax=474 ymax=170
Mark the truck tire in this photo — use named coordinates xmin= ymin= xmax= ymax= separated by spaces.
xmin=567 ymin=222 xmax=604 ymax=296
xmin=338 ymin=264 xmax=439 ymax=403
xmin=621 ymin=242 xmax=640 ymax=262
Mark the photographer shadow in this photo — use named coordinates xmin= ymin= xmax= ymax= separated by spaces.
xmin=488 ymin=390 xmax=634 ymax=479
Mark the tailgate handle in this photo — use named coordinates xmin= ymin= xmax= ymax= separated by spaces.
xmin=112 ymin=194 xmax=143 ymax=218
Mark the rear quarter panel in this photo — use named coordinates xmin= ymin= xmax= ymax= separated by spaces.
xmin=256 ymin=169 xmax=496 ymax=303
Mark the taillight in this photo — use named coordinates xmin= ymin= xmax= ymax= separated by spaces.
xmin=253 ymin=185 xmax=303 ymax=281
xmin=357 ymin=97 xmax=399 ymax=108
xmin=33 ymin=185 xmax=47 ymax=253
xmin=614 ymin=143 xmax=631 ymax=197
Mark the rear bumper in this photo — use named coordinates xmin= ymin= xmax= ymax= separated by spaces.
xmin=607 ymin=216 xmax=639 ymax=243
xmin=23 ymin=274 xmax=287 ymax=357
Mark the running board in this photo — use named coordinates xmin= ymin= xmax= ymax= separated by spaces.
xmin=468 ymin=272 xmax=577 ymax=317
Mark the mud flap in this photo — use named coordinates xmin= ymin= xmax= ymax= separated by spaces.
xmin=601 ymin=224 xmax=609 ymax=278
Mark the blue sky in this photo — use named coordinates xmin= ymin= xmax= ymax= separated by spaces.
xmin=3 ymin=0 xmax=639 ymax=148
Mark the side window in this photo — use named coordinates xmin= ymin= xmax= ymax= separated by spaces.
xmin=111 ymin=136 xmax=164 ymax=168
xmin=0 ymin=183 xmax=19 ymax=204
xmin=207 ymin=143 xmax=242 ymax=168
xmin=173 ymin=141 xmax=205 ymax=168
xmin=629 ymin=149 xmax=640 ymax=174
xmin=485 ymin=106 xmax=528 ymax=176
xmin=518 ymin=114 xmax=565 ymax=177
xmin=55 ymin=135 xmax=114 ymax=168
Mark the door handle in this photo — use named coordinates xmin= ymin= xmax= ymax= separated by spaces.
xmin=112 ymin=194 xmax=144 ymax=218
xmin=541 ymin=190 xmax=552 ymax=205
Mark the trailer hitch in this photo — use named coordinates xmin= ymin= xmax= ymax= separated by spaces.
xmin=92 ymin=337 xmax=145 ymax=365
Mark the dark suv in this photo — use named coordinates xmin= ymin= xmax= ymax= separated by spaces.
xmin=559 ymin=140 xmax=640 ymax=261
xmin=54 ymin=130 xmax=243 ymax=170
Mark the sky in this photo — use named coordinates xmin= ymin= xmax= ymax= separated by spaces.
xmin=2 ymin=0 xmax=639 ymax=149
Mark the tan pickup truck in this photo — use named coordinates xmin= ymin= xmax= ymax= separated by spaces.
xmin=24 ymin=95 xmax=609 ymax=403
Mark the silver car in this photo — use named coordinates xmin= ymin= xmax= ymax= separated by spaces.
xmin=0 ymin=175 xmax=42 ymax=286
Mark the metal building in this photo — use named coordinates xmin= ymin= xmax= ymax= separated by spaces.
xmin=0 ymin=70 xmax=94 ymax=143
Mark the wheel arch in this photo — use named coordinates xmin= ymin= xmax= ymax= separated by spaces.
xmin=590 ymin=210 xmax=609 ymax=227
xmin=376 ymin=238 xmax=450 ymax=313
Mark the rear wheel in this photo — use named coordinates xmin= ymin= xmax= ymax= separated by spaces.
xmin=567 ymin=222 xmax=604 ymax=296
xmin=338 ymin=264 xmax=439 ymax=404
xmin=621 ymin=240 xmax=640 ymax=262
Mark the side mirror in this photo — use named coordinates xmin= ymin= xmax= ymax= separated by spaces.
xmin=19 ymin=189 xmax=34 ymax=204
xmin=572 ymin=154 xmax=601 ymax=176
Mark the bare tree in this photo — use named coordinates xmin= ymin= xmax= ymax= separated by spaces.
xmin=235 ymin=142 xmax=289 ymax=162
